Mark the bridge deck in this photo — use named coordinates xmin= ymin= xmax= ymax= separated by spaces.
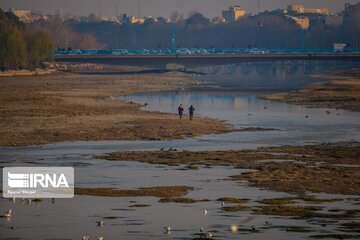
xmin=55 ymin=53 xmax=360 ymax=68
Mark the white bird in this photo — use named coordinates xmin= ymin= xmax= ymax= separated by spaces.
xmin=110 ymin=96 xmax=114 ymax=100
xmin=4 ymin=209 xmax=12 ymax=218
xmin=82 ymin=236 xmax=90 ymax=240
xmin=163 ymin=226 xmax=171 ymax=234
xmin=97 ymin=237 xmax=104 ymax=240
xmin=205 ymin=232 xmax=213 ymax=238
xmin=203 ymin=209 xmax=208 ymax=215
xmin=221 ymin=201 xmax=225 ymax=207
xmin=230 ymin=224 xmax=238 ymax=233
xmin=11 ymin=197 xmax=16 ymax=203
xmin=96 ymin=219 xmax=104 ymax=227
xmin=200 ymin=227 xmax=204 ymax=233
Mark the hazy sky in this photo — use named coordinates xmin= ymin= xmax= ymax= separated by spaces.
xmin=1 ymin=0 xmax=359 ymax=18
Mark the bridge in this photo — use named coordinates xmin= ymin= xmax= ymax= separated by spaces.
xmin=55 ymin=53 xmax=360 ymax=69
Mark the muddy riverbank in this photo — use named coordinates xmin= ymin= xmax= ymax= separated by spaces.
xmin=0 ymin=71 xmax=232 ymax=147
xmin=100 ymin=141 xmax=360 ymax=195
xmin=261 ymin=68 xmax=360 ymax=111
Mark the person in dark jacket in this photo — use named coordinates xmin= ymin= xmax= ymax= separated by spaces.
xmin=188 ymin=105 xmax=195 ymax=120
xmin=178 ymin=104 xmax=184 ymax=120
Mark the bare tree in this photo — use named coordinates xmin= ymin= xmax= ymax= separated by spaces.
xmin=169 ymin=11 xmax=179 ymax=22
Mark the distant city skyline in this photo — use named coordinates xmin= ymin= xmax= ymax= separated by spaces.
xmin=1 ymin=0 xmax=359 ymax=18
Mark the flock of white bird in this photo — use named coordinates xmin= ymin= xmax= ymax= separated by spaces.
xmin=162 ymin=208 xmax=215 ymax=239
xmin=1 ymin=197 xmax=260 ymax=240
xmin=162 ymin=202 xmax=261 ymax=238
xmin=2 ymin=197 xmax=105 ymax=240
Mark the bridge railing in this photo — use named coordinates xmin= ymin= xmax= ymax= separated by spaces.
xmin=53 ymin=48 xmax=360 ymax=56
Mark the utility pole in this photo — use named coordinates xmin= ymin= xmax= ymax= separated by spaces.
xmin=138 ymin=0 xmax=141 ymax=18
xmin=115 ymin=1 xmax=119 ymax=49
xmin=171 ymin=22 xmax=176 ymax=54
xmin=115 ymin=1 xmax=118 ymax=17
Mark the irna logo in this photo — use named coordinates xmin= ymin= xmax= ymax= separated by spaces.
xmin=3 ymin=167 xmax=74 ymax=199
xmin=8 ymin=172 xmax=69 ymax=188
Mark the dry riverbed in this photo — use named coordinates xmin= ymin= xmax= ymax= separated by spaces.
xmin=261 ymin=68 xmax=360 ymax=111
xmin=0 ymin=71 xmax=231 ymax=147
xmin=99 ymin=141 xmax=360 ymax=196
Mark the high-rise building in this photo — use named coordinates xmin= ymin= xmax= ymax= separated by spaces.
xmin=222 ymin=6 xmax=246 ymax=23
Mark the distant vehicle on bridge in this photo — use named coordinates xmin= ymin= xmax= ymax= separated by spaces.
xmin=53 ymin=47 xmax=360 ymax=56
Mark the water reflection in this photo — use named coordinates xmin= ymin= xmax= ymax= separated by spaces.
xmin=194 ymin=61 xmax=360 ymax=90
xmin=123 ymin=91 xmax=360 ymax=146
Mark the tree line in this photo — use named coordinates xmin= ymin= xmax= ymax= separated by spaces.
xmin=0 ymin=9 xmax=53 ymax=70
xmin=68 ymin=4 xmax=360 ymax=50
xmin=29 ymin=16 xmax=102 ymax=50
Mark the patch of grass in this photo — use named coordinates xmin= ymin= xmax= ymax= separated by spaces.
xmin=328 ymin=209 xmax=344 ymax=213
xmin=176 ymin=164 xmax=199 ymax=171
xmin=253 ymin=205 xmax=323 ymax=219
xmin=310 ymin=234 xmax=360 ymax=239
xmin=257 ymin=197 xmax=297 ymax=205
xmin=342 ymin=222 xmax=360 ymax=229
xmin=217 ymin=197 xmax=251 ymax=204
xmin=237 ymin=227 xmax=260 ymax=233
xmin=285 ymin=226 xmax=313 ymax=233
xmin=345 ymin=209 xmax=360 ymax=217
xmin=236 ymin=127 xmax=280 ymax=132
xmin=222 ymin=205 xmax=250 ymax=212
xmin=128 ymin=204 xmax=151 ymax=208
xmin=340 ymin=222 xmax=360 ymax=233
xmin=75 ymin=186 xmax=193 ymax=198
xmin=299 ymin=196 xmax=341 ymax=203
xmin=102 ymin=216 xmax=121 ymax=219
xmin=159 ymin=197 xmax=209 ymax=203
